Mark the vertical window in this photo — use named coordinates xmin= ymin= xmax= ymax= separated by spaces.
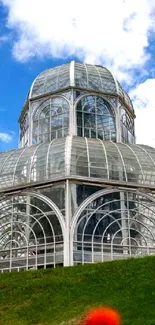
xmin=120 ymin=107 xmax=135 ymax=144
xmin=76 ymin=95 xmax=116 ymax=141
xmin=32 ymin=97 xmax=69 ymax=144
xmin=20 ymin=112 xmax=29 ymax=147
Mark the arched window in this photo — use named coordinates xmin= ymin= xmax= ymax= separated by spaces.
xmin=32 ymin=97 xmax=69 ymax=144
xmin=76 ymin=95 xmax=116 ymax=141
xmin=0 ymin=193 xmax=64 ymax=271
xmin=72 ymin=189 xmax=155 ymax=265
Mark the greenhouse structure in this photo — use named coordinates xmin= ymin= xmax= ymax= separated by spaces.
xmin=1 ymin=61 xmax=155 ymax=272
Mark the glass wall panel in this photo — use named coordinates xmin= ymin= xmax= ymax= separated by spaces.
xmin=32 ymin=97 xmax=69 ymax=144
xmin=0 ymin=194 xmax=64 ymax=272
xmin=73 ymin=190 xmax=155 ymax=265
xmin=37 ymin=183 xmax=65 ymax=215
xmin=19 ymin=112 xmax=29 ymax=147
xmin=120 ymin=105 xmax=135 ymax=144
xmin=76 ymin=95 xmax=116 ymax=141
xmin=71 ymin=183 xmax=103 ymax=214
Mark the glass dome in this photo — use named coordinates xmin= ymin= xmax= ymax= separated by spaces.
xmin=19 ymin=62 xmax=136 ymax=148
xmin=0 ymin=136 xmax=155 ymax=191
xmin=29 ymin=61 xmax=134 ymax=112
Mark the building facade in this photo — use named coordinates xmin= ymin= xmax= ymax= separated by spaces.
xmin=1 ymin=61 xmax=155 ymax=272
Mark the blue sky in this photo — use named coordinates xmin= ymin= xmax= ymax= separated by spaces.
xmin=0 ymin=3 xmax=76 ymax=151
xmin=0 ymin=0 xmax=155 ymax=150
xmin=0 ymin=40 xmax=72 ymax=151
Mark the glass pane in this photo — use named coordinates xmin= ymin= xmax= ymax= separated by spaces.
xmin=32 ymin=97 xmax=69 ymax=144
xmin=77 ymin=95 xmax=116 ymax=141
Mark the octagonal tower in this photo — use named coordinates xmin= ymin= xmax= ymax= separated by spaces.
xmin=19 ymin=61 xmax=135 ymax=148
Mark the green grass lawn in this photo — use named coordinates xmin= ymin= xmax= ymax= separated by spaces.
xmin=0 ymin=256 xmax=155 ymax=325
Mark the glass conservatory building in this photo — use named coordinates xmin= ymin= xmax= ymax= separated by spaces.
xmin=1 ymin=61 xmax=155 ymax=272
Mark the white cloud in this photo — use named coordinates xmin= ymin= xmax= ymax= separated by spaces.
xmin=130 ymin=79 xmax=155 ymax=147
xmin=0 ymin=132 xmax=13 ymax=143
xmin=1 ymin=0 xmax=155 ymax=82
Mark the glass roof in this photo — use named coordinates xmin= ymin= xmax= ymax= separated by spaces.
xmin=29 ymin=61 xmax=134 ymax=112
xmin=0 ymin=136 xmax=155 ymax=191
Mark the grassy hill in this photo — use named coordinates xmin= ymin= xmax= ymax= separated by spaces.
xmin=0 ymin=256 xmax=155 ymax=325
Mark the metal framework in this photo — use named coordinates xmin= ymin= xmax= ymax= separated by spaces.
xmin=1 ymin=61 xmax=155 ymax=272
xmin=0 ymin=137 xmax=155 ymax=191
xmin=28 ymin=62 xmax=134 ymax=112
xmin=71 ymin=188 xmax=155 ymax=265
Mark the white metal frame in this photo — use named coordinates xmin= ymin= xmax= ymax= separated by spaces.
xmin=70 ymin=188 xmax=155 ymax=265
xmin=0 ymin=191 xmax=66 ymax=272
